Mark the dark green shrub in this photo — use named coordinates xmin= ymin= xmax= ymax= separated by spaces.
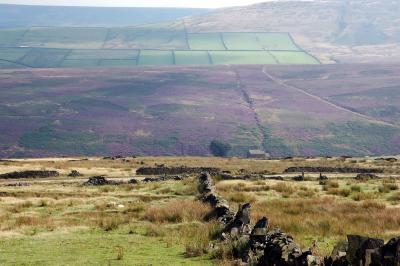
xmin=210 ymin=140 xmax=231 ymax=157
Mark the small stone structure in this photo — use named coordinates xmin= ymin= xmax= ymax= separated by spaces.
xmin=68 ymin=170 xmax=82 ymax=177
xmin=247 ymin=150 xmax=269 ymax=159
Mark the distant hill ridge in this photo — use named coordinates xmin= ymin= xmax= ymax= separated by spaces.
xmin=184 ymin=0 xmax=400 ymax=63
xmin=0 ymin=4 xmax=209 ymax=27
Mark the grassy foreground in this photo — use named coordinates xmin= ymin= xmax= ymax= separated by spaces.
xmin=0 ymin=156 xmax=399 ymax=265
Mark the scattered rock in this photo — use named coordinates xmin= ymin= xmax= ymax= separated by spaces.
xmin=262 ymin=176 xmax=284 ymax=181
xmin=5 ymin=182 xmax=30 ymax=187
xmin=128 ymin=178 xmax=139 ymax=184
xmin=325 ymin=235 xmax=399 ymax=266
xmin=247 ymin=217 xmax=269 ymax=259
xmin=375 ymin=157 xmax=398 ymax=162
xmin=83 ymin=176 xmax=120 ymax=186
xmin=142 ymin=175 xmax=184 ymax=182
xmin=258 ymin=229 xmax=308 ymax=266
xmin=292 ymin=172 xmax=305 ymax=181
xmin=355 ymin=173 xmax=380 ymax=180
xmin=346 ymin=235 xmax=384 ymax=265
xmin=378 ymin=237 xmax=400 ymax=265
xmin=106 ymin=202 xmax=125 ymax=209
xmin=224 ymin=203 xmax=252 ymax=236
xmin=0 ymin=170 xmax=59 ymax=179
xmin=103 ymin=156 xmax=123 ymax=160
xmin=319 ymin=173 xmax=328 ymax=180
xmin=68 ymin=170 xmax=82 ymax=177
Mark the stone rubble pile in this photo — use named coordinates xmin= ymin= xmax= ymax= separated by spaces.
xmin=83 ymin=176 xmax=121 ymax=186
xmin=325 ymin=235 xmax=400 ymax=266
xmin=68 ymin=170 xmax=82 ymax=177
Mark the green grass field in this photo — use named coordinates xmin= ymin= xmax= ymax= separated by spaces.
xmin=188 ymin=33 xmax=226 ymax=50
xmin=0 ymin=28 xmax=27 ymax=46
xmin=0 ymin=60 xmax=25 ymax=68
xmin=0 ymin=229 xmax=211 ymax=265
xmin=270 ymin=51 xmax=320 ymax=64
xmin=105 ymin=28 xmax=188 ymax=50
xmin=174 ymin=51 xmax=211 ymax=65
xmin=67 ymin=49 xmax=139 ymax=60
xmin=209 ymin=51 xmax=277 ymax=64
xmin=256 ymin=33 xmax=300 ymax=51
xmin=0 ymin=27 xmax=320 ymax=66
xmin=0 ymin=48 xmax=29 ymax=61
xmin=18 ymin=48 xmax=70 ymax=68
xmin=19 ymin=27 xmax=108 ymax=49
xmin=138 ymin=50 xmax=174 ymax=65
xmin=222 ymin=33 xmax=264 ymax=50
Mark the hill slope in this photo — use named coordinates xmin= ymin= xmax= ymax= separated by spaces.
xmin=0 ymin=64 xmax=399 ymax=158
xmin=184 ymin=0 xmax=400 ymax=63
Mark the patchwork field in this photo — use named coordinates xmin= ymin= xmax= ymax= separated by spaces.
xmin=0 ymin=26 xmax=319 ymax=67
xmin=0 ymin=64 xmax=399 ymax=158
xmin=0 ymin=156 xmax=398 ymax=265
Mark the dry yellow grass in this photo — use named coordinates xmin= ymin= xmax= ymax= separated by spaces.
xmin=143 ymin=200 xmax=210 ymax=223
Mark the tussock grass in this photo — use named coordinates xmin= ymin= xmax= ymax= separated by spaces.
xmin=326 ymin=188 xmax=351 ymax=197
xmin=388 ymin=192 xmax=400 ymax=202
xmin=226 ymin=192 xmax=256 ymax=203
xmin=251 ymin=197 xmax=400 ymax=245
xmin=351 ymin=191 xmax=378 ymax=201
xmin=142 ymin=200 xmax=210 ymax=223
xmin=95 ymin=214 xmax=131 ymax=231
xmin=182 ymin=223 xmax=214 ymax=258
xmin=271 ymin=182 xmax=294 ymax=194
xmin=321 ymin=180 xmax=339 ymax=190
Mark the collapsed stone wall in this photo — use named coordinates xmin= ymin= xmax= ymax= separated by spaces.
xmin=284 ymin=167 xmax=383 ymax=174
xmin=197 ymin=172 xmax=318 ymax=265
xmin=0 ymin=170 xmax=59 ymax=179
xmin=197 ymin=172 xmax=400 ymax=266
xmin=136 ymin=166 xmax=220 ymax=175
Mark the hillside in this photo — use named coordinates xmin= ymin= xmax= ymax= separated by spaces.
xmin=1 ymin=64 xmax=399 ymax=158
xmin=184 ymin=0 xmax=400 ymax=63
xmin=0 ymin=4 xmax=208 ymax=27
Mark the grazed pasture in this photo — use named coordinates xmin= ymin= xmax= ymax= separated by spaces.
xmin=0 ymin=26 xmax=317 ymax=67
